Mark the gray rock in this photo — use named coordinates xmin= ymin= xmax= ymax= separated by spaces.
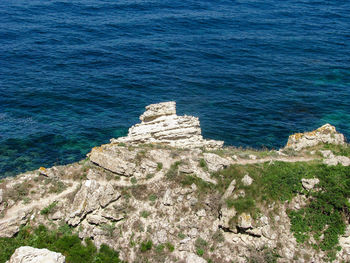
xmin=7 ymin=246 xmax=65 ymax=263
xmin=185 ymin=252 xmax=207 ymax=263
xmin=323 ymin=155 xmax=350 ymax=166
xmin=0 ymin=189 xmax=3 ymax=203
xmin=285 ymin=124 xmax=345 ymax=151
xmin=238 ymin=213 xmax=252 ymax=229
xmin=89 ymin=146 xmax=137 ymax=176
xmin=222 ymin=179 xmax=236 ymax=199
xmin=301 ymin=178 xmax=320 ymax=190
xmin=242 ymin=174 xmax=253 ymax=186
xmin=320 ymin=150 xmax=334 ymax=158
xmin=203 ymin=153 xmax=230 ymax=172
xmin=163 ymin=189 xmax=173 ymax=206
xmin=67 ymin=180 xmax=120 ymax=226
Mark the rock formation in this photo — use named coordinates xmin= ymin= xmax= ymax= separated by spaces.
xmin=6 ymin=246 xmax=65 ymax=263
xmin=285 ymin=123 xmax=345 ymax=151
xmin=1 ymin=108 xmax=350 ymax=263
xmin=110 ymin=101 xmax=224 ymax=149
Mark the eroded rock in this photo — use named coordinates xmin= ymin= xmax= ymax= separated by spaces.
xmin=242 ymin=174 xmax=253 ymax=186
xmin=111 ymin=102 xmax=224 ymax=149
xmin=7 ymin=246 xmax=65 ymax=263
xmin=67 ymin=180 xmax=120 ymax=226
xmin=203 ymin=153 xmax=230 ymax=172
xmin=285 ymin=124 xmax=345 ymax=151
xmin=301 ymin=178 xmax=320 ymax=190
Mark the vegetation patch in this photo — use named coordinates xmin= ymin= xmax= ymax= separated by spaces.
xmin=213 ymin=158 xmax=350 ymax=259
xmin=40 ymin=201 xmax=58 ymax=215
xmin=0 ymin=225 xmax=123 ymax=263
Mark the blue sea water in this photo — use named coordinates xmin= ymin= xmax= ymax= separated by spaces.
xmin=0 ymin=0 xmax=350 ymax=177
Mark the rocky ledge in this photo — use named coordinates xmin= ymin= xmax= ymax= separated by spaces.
xmin=0 ymin=102 xmax=350 ymax=263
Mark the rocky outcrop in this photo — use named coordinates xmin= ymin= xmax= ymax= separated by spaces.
xmin=285 ymin=123 xmax=345 ymax=151
xmin=110 ymin=101 xmax=224 ymax=149
xmin=7 ymin=246 xmax=65 ymax=263
xmin=67 ymin=180 xmax=121 ymax=226
xmin=1 ymin=114 xmax=350 ymax=263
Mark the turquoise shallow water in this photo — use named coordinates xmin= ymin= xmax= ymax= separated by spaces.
xmin=1 ymin=0 xmax=350 ymax=177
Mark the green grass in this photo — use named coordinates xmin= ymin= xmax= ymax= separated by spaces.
xmin=0 ymin=225 xmax=123 ymax=263
xmin=140 ymin=240 xmax=153 ymax=252
xmin=40 ymin=201 xmax=58 ymax=215
xmin=140 ymin=210 xmax=151 ymax=218
xmin=149 ymin=194 xmax=157 ymax=202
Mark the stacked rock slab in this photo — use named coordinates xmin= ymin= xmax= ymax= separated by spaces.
xmin=284 ymin=123 xmax=346 ymax=151
xmin=111 ymin=101 xmax=224 ymax=149
xmin=6 ymin=246 xmax=65 ymax=263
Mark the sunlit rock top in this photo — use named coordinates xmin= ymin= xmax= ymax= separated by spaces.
xmin=111 ymin=101 xmax=224 ymax=149
xmin=284 ymin=123 xmax=346 ymax=151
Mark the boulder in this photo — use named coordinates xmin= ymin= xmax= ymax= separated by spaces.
xmin=163 ymin=189 xmax=173 ymax=206
xmin=203 ymin=153 xmax=230 ymax=172
xmin=301 ymin=178 xmax=320 ymax=190
xmin=181 ymin=252 xmax=207 ymax=263
xmin=7 ymin=246 xmax=65 ymax=263
xmin=222 ymin=179 xmax=236 ymax=199
xmin=67 ymin=180 xmax=120 ymax=226
xmin=0 ymin=189 xmax=3 ymax=203
xmin=242 ymin=174 xmax=253 ymax=186
xmin=88 ymin=146 xmax=137 ymax=176
xmin=323 ymin=155 xmax=350 ymax=166
xmin=285 ymin=124 xmax=345 ymax=151
xmin=110 ymin=102 xmax=224 ymax=149
xmin=238 ymin=213 xmax=252 ymax=229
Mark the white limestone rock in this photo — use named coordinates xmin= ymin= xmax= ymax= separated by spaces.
xmin=203 ymin=153 xmax=230 ymax=172
xmin=163 ymin=189 xmax=173 ymax=206
xmin=67 ymin=180 xmax=120 ymax=226
xmin=7 ymin=246 xmax=65 ymax=263
xmin=238 ymin=213 xmax=252 ymax=229
xmin=242 ymin=174 xmax=253 ymax=186
xmin=222 ymin=179 xmax=236 ymax=199
xmin=285 ymin=124 xmax=346 ymax=151
xmin=301 ymin=178 xmax=320 ymax=190
xmin=89 ymin=146 xmax=137 ymax=176
xmin=0 ymin=189 xmax=3 ymax=203
xmin=323 ymin=155 xmax=350 ymax=166
xmin=111 ymin=102 xmax=224 ymax=149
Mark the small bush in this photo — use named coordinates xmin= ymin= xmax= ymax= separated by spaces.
xmin=40 ymin=201 xmax=58 ymax=215
xmin=140 ymin=210 xmax=151 ymax=218
xmin=166 ymin=242 xmax=175 ymax=252
xmin=157 ymin=162 xmax=163 ymax=171
xmin=199 ymin=159 xmax=207 ymax=169
xmin=0 ymin=225 xmax=123 ymax=263
xmin=149 ymin=194 xmax=157 ymax=202
xmin=140 ymin=240 xmax=153 ymax=252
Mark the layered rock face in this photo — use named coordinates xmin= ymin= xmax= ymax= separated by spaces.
xmin=7 ymin=246 xmax=65 ymax=263
xmin=285 ymin=123 xmax=345 ymax=151
xmin=111 ymin=101 xmax=224 ymax=149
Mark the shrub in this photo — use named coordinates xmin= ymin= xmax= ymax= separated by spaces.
xmin=157 ymin=162 xmax=163 ymax=171
xmin=140 ymin=240 xmax=153 ymax=252
xmin=0 ymin=225 xmax=123 ymax=263
xmin=40 ymin=201 xmax=58 ymax=215
xmin=149 ymin=194 xmax=157 ymax=202
xmin=140 ymin=210 xmax=151 ymax=218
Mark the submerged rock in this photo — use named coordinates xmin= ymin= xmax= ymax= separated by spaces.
xmin=284 ymin=123 xmax=345 ymax=151
xmin=7 ymin=246 xmax=65 ymax=263
xmin=110 ymin=101 xmax=224 ymax=149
